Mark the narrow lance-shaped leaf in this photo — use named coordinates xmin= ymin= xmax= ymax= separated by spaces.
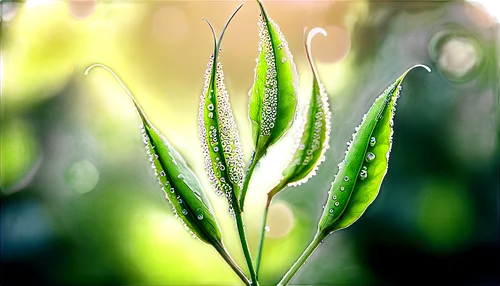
xmin=254 ymin=28 xmax=332 ymax=278
xmin=268 ymin=27 xmax=331 ymax=199
xmin=85 ymin=64 xmax=222 ymax=244
xmin=85 ymin=64 xmax=251 ymax=286
xmin=241 ymin=0 xmax=299 ymax=209
xmin=198 ymin=4 xmax=245 ymax=215
xmin=318 ymin=65 xmax=431 ymax=234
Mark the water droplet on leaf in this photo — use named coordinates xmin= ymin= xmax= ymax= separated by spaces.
xmin=366 ymin=152 xmax=376 ymax=162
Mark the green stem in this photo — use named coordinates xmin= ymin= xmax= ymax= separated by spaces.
xmin=212 ymin=241 xmax=251 ymax=286
xmin=255 ymin=181 xmax=286 ymax=278
xmin=235 ymin=210 xmax=259 ymax=286
xmin=277 ymin=231 xmax=328 ymax=286
xmin=239 ymin=150 xmax=262 ymax=211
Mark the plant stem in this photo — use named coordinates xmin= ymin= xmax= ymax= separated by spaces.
xmin=255 ymin=181 xmax=286 ymax=278
xmin=212 ymin=241 xmax=251 ymax=286
xmin=235 ymin=210 xmax=259 ymax=286
xmin=239 ymin=150 xmax=261 ymax=211
xmin=255 ymin=194 xmax=273 ymax=277
xmin=277 ymin=231 xmax=328 ymax=286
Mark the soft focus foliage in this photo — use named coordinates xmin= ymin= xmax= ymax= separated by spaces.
xmin=1 ymin=0 xmax=498 ymax=285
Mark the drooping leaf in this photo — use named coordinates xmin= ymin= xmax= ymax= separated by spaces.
xmin=241 ymin=0 xmax=299 ymax=209
xmin=85 ymin=64 xmax=222 ymax=245
xmin=268 ymin=27 xmax=331 ymax=198
xmin=198 ymin=5 xmax=245 ymax=215
xmin=318 ymin=65 xmax=431 ymax=234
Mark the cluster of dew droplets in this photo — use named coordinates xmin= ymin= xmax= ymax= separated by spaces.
xmin=257 ymin=15 xmax=278 ymax=136
xmin=286 ymin=82 xmax=331 ymax=187
xmin=198 ymin=55 xmax=217 ymax=190
xmin=215 ymin=62 xmax=245 ymax=191
xmin=140 ymin=125 xmax=199 ymax=238
xmin=386 ymin=84 xmax=402 ymax=162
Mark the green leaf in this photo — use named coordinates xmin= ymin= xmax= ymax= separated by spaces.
xmin=249 ymin=0 xmax=299 ymax=155
xmin=240 ymin=0 xmax=300 ymax=209
xmin=318 ymin=65 xmax=431 ymax=234
xmin=269 ymin=27 xmax=331 ymax=198
xmin=85 ymin=64 xmax=222 ymax=246
xmin=198 ymin=5 xmax=245 ymax=215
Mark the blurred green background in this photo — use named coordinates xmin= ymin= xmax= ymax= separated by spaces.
xmin=1 ymin=0 xmax=498 ymax=285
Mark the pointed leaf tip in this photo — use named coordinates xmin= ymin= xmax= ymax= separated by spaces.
xmin=318 ymin=65 xmax=427 ymax=234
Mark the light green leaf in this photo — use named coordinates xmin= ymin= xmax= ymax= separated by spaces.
xmin=318 ymin=65 xmax=431 ymax=234
xmin=85 ymin=64 xmax=222 ymax=245
xmin=198 ymin=5 xmax=245 ymax=215
xmin=250 ymin=0 xmax=298 ymax=150
xmin=241 ymin=0 xmax=299 ymax=209
xmin=269 ymin=27 xmax=331 ymax=198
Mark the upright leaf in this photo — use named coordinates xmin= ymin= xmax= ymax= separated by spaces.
xmin=198 ymin=5 xmax=245 ymax=215
xmin=269 ymin=27 xmax=331 ymax=198
xmin=241 ymin=0 xmax=299 ymax=209
xmin=318 ymin=65 xmax=431 ymax=234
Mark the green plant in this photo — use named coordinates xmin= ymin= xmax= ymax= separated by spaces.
xmin=85 ymin=1 xmax=430 ymax=285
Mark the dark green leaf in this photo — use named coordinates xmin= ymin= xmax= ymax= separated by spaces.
xmin=318 ymin=65 xmax=431 ymax=234
xmin=85 ymin=64 xmax=223 ymax=245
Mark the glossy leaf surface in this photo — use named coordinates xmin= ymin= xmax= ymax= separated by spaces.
xmin=318 ymin=65 xmax=431 ymax=234
xmin=249 ymin=0 xmax=299 ymax=155
xmin=85 ymin=64 xmax=222 ymax=245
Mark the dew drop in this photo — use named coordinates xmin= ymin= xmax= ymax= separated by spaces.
xmin=177 ymin=174 xmax=184 ymax=179
xmin=170 ymin=187 xmax=175 ymax=193
xmin=178 ymin=199 xmax=183 ymax=204
xmin=213 ymin=146 xmax=219 ymax=152
xmin=366 ymin=152 xmax=376 ymax=162
xmin=344 ymin=176 xmax=349 ymax=182
xmin=329 ymin=208 xmax=334 ymax=214
xmin=332 ymin=195 xmax=337 ymax=200
xmin=197 ymin=213 xmax=204 ymax=220
xmin=370 ymin=137 xmax=376 ymax=147
xmin=160 ymin=170 xmax=166 ymax=176
xmin=182 ymin=209 xmax=188 ymax=215
xmin=359 ymin=169 xmax=368 ymax=180
xmin=340 ymin=186 xmax=345 ymax=191
xmin=265 ymin=226 xmax=270 ymax=232
xmin=281 ymin=57 xmax=287 ymax=63
xmin=334 ymin=202 xmax=340 ymax=206
xmin=208 ymin=112 xmax=214 ymax=119
xmin=207 ymin=103 xmax=214 ymax=111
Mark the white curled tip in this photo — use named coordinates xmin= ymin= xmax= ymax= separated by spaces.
xmin=305 ymin=27 xmax=327 ymax=77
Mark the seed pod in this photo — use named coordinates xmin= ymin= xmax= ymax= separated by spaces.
xmin=85 ymin=64 xmax=223 ymax=246
xmin=241 ymin=0 xmax=299 ymax=208
xmin=198 ymin=4 xmax=245 ymax=215
xmin=318 ymin=65 xmax=431 ymax=234
xmin=269 ymin=27 xmax=331 ymax=198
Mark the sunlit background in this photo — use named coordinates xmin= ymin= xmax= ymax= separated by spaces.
xmin=1 ymin=0 xmax=498 ymax=285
